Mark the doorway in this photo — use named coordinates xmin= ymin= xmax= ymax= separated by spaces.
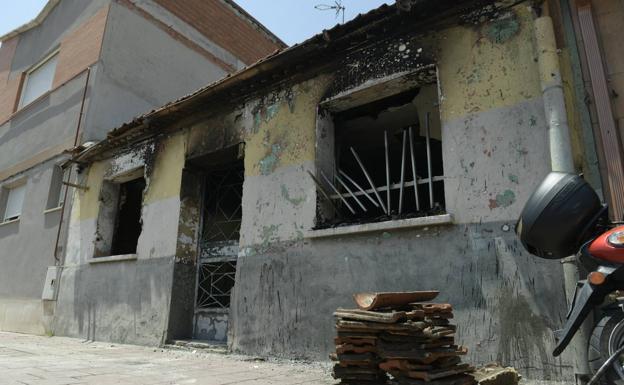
xmin=193 ymin=159 xmax=243 ymax=343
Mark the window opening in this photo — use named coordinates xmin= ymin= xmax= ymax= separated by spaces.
xmin=46 ymin=165 xmax=70 ymax=210
xmin=313 ymin=82 xmax=444 ymax=227
xmin=2 ymin=183 xmax=26 ymax=222
xmin=110 ymin=177 xmax=145 ymax=255
xmin=19 ymin=52 xmax=58 ymax=108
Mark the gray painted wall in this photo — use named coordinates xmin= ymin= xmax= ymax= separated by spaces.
xmin=0 ymin=157 xmax=67 ymax=299
xmin=0 ymin=70 xmax=92 ymax=171
xmin=83 ymin=1 xmax=228 ymax=142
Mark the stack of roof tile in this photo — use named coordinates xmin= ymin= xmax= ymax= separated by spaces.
xmin=331 ymin=291 xmax=475 ymax=385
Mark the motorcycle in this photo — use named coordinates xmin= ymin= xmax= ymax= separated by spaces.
xmin=517 ymin=172 xmax=624 ymax=384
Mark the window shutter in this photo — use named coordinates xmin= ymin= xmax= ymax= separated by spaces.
xmin=4 ymin=184 xmax=26 ymax=221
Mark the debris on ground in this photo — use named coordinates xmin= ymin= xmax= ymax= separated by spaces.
xmin=469 ymin=364 xmax=521 ymax=385
xmin=331 ymin=291 xmax=475 ymax=384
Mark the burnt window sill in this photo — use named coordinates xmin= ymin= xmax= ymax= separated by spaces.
xmin=305 ymin=214 xmax=453 ymax=239
xmin=89 ymin=254 xmax=138 ymax=264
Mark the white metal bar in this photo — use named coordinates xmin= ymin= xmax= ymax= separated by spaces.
xmin=329 ymin=176 xmax=444 ymax=200
xmin=320 ymin=170 xmax=356 ymax=214
xmin=384 ymin=130 xmax=391 ymax=213
xmin=339 ymin=169 xmax=379 ymax=207
xmin=409 ymin=126 xmax=420 ymax=211
xmin=425 ymin=112 xmax=434 ymax=209
xmin=399 ymin=129 xmax=407 ymax=214
xmin=351 ymin=147 xmax=388 ymax=214
xmin=335 ymin=173 xmax=367 ymax=211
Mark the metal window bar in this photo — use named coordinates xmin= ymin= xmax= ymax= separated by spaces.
xmin=202 ymin=166 xmax=244 ymax=243
xmin=322 ymin=122 xmax=443 ymax=213
xmin=196 ymin=261 xmax=236 ymax=309
xmin=328 ymin=177 xmax=444 ymax=200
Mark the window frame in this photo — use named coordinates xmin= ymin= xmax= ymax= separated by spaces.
xmin=312 ymin=69 xmax=446 ymax=230
xmin=46 ymin=164 xmax=70 ymax=212
xmin=18 ymin=49 xmax=59 ymax=109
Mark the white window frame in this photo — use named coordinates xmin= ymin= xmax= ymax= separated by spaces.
xmin=1 ymin=182 xmax=27 ymax=223
xmin=18 ymin=50 xmax=59 ymax=109
xmin=46 ymin=165 xmax=70 ymax=211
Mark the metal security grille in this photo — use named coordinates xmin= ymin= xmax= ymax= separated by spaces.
xmin=196 ymin=261 xmax=237 ymax=309
xmin=196 ymin=161 xmax=244 ymax=310
xmin=201 ymin=163 xmax=244 ymax=244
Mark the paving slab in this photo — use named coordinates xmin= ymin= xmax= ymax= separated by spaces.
xmin=0 ymin=332 xmax=333 ymax=385
xmin=0 ymin=332 xmax=573 ymax=385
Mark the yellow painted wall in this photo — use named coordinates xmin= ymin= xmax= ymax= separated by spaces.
xmin=74 ymin=160 xmax=107 ymax=221
xmin=144 ymin=133 xmax=186 ymax=203
xmin=244 ymin=75 xmax=332 ymax=177
xmin=436 ymin=7 xmax=542 ymax=122
xmin=76 ymin=132 xmax=186 ymax=221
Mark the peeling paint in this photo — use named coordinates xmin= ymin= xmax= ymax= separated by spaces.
xmin=261 ymin=224 xmax=281 ymax=249
xmin=259 ymin=144 xmax=282 ymax=176
xmin=484 ymin=12 xmax=520 ymax=44
xmin=281 ymin=184 xmax=305 ymax=206
xmin=489 ymin=190 xmax=516 ymax=209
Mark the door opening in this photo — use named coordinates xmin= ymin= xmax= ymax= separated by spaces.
xmin=193 ymin=159 xmax=243 ymax=343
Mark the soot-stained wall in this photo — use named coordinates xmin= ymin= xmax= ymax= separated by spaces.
xmin=60 ymin=5 xmax=576 ymax=382
xmin=218 ymin=6 xmax=571 ymax=382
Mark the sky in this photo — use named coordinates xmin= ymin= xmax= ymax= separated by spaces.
xmin=0 ymin=0 xmax=393 ymax=46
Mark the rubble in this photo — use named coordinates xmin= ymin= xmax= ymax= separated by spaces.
xmin=331 ymin=291 xmax=475 ymax=385
xmin=469 ymin=364 xmax=520 ymax=385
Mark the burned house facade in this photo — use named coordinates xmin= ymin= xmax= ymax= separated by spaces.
xmin=52 ymin=0 xmax=620 ymax=382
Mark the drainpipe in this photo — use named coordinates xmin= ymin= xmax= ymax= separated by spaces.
xmin=534 ymin=16 xmax=590 ymax=383
xmin=53 ymin=66 xmax=92 ymax=265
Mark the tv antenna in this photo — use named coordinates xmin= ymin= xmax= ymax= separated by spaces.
xmin=315 ymin=1 xmax=346 ymax=23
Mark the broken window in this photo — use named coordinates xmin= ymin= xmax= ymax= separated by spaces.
xmin=95 ymin=171 xmax=145 ymax=257
xmin=314 ymin=73 xmax=444 ymax=227
xmin=1 ymin=182 xmax=27 ymax=222
xmin=110 ymin=177 xmax=145 ymax=255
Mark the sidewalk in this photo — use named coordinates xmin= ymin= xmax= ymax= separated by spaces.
xmin=0 ymin=332 xmax=333 ymax=385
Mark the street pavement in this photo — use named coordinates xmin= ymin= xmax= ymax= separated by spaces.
xmin=0 ymin=332 xmax=333 ymax=385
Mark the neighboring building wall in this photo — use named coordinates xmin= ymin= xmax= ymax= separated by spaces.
xmin=0 ymin=0 xmax=108 ymax=335
xmin=153 ymin=0 xmax=283 ymax=65
xmin=82 ymin=1 xmax=229 ymax=141
xmin=0 ymin=157 xmax=67 ymax=335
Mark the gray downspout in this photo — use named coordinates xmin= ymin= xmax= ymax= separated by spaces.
xmin=534 ymin=16 xmax=591 ymax=383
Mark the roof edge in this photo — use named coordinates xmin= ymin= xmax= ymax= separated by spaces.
xmin=223 ymin=0 xmax=288 ymax=48
xmin=0 ymin=0 xmax=61 ymax=42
